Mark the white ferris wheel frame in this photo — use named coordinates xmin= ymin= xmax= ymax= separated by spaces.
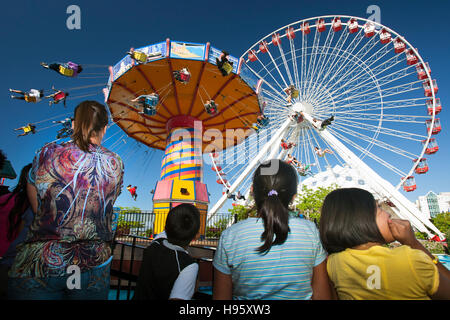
xmin=207 ymin=15 xmax=442 ymax=239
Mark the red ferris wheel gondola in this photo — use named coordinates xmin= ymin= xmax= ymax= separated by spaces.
xmin=248 ymin=49 xmax=257 ymax=62
xmin=426 ymin=98 xmax=442 ymax=115
xmin=332 ymin=17 xmax=342 ymax=32
xmin=348 ymin=18 xmax=358 ymax=34
xmin=317 ymin=18 xmax=326 ymax=32
xmin=425 ymin=118 xmax=441 ymax=135
xmin=272 ymin=33 xmax=281 ymax=46
xmin=301 ymin=22 xmax=310 ymax=34
xmin=364 ymin=22 xmax=375 ymax=37
xmin=393 ymin=37 xmax=406 ymax=53
xmin=416 ymin=62 xmax=430 ymax=80
xmin=422 ymin=138 xmax=439 ymax=154
xmin=423 ymin=79 xmax=438 ymax=97
xmin=413 ymin=158 xmax=429 ymax=174
xmin=286 ymin=26 xmax=296 ymax=39
xmin=259 ymin=41 xmax=268 ymax=53
xmin=380 ymin=29 xmax=391 ymax=44
xmin=402 ymin=176 xmax=417 ymax=192
xmin=406 ymin=48 xmax=418 ymax=65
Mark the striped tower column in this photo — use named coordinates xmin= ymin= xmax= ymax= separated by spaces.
xmin=152 ymin=116 xmax=209 ymax=237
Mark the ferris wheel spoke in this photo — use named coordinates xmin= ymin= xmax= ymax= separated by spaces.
xmin=336 ymin=112 xmax=429 ymax=124
xmin=303 ymin=28 xmax=322 ymax=101
xmin=327 ymin=127 xmax=408 ymax=177
xmin=300 ymin=32 xmax=308 ymax=99
xmin=332 ymin=123 xmax=419 ymax=159
xmin=244 ymin=62 xmax=288 ymax=101
xmin=312 ymin=39 xmax=394 ymax=103
xmin=306 ymin=26 xmax=336 ymax=99
xmin=330 ymin=79 xmax=423 ymax=107
xmin=308 ymin=28 xmax=366 ymax=101
xmin=304 ymin=128 xmax=323 ymax=169
xmin=261 ymin=88 xmax=288 ymax=107
xmin=307 ymin=129 xmax=324 ymax=172
xmin=313 ymin=129 xmax=346 ymax=168
xmin=336 ymin=117 xmax=427 ymax=141
xmin=310 ymin=33 xmax=379 ymax=100
xmin=306 ymin=24 xmax=351 ymax=100
xmin=264 ymin=46 xmax=290 ymax=89
xmin=321 ymin=54 xmax=411 ymax=104
xmin=331 ymin=98 xmax=428 ymax=114
xmin=288 ymin=33 xmax=301 ymax=89
xmin=276 ymin=40 xmax=295 ymax=86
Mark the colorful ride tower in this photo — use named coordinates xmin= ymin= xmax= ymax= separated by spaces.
xmin=105 ymin=39 xmax=263 ymax=237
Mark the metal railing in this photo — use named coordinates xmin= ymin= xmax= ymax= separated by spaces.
xmin=115 ymin=210 xmax=236 ymax=246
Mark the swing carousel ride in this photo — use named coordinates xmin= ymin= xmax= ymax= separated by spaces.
xmin=10 ymin=15 xmax=444 ymax=240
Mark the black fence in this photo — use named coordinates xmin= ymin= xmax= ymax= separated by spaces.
xmin=115 ymin=210 xmax=236 ymax=246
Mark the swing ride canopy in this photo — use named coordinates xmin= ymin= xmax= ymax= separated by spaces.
xmin=104 ymin=39 xmax=263 ymax=152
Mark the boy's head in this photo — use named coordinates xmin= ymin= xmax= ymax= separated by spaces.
xmin=165 ymin=203 xmax=200 ymax=248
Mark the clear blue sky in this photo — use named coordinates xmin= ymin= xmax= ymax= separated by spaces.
xmin=1 ymin=0 xmax=449 ymax=212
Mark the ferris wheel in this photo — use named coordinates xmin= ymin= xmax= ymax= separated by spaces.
xmin=207 ymin=15 xmax=444 ymax=239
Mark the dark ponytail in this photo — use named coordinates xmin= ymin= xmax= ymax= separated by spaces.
xmin=252 ymin=159 xmax=298 ymax=254
xmin=72 ymin=100 xmax=109 ymax=152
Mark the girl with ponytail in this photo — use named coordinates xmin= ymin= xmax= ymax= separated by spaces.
xmin=213 ymin=159 xmax=332 ymax=300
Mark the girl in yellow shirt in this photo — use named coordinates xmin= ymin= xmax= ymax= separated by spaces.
xmin=319 ymin=188 xmax=450 ymax=300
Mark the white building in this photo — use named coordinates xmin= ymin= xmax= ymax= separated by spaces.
xmin=300 ymin=164 xmax=374 ymax=193
xmin=415 ymin=191 xmax=450 ymax=219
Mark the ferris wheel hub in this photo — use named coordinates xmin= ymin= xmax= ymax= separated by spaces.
xmin=292 ymin=101 xmax=314 ymax=114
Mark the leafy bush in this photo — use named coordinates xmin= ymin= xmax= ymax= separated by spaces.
xmin=141 ymin=228 xmax=153 ymax=238
xmin=295 ymin=184 xmax=339 ymax=224
xmin=415 ymin=232 xmax=428 ymax=240
xmin=421 ymin=240 xmax=446 ymax=254
xmin=431 ymin=212 xmax=450 ymax=234
xmin=116 ymin=207 xmax=144 ymax=236
xmin=206 ymin=217 xmax=231 ymax=239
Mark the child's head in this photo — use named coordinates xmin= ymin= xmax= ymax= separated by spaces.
xmin=165 ymin=203 xmax=200 ymax=248
xmin=319 ymin=188 xmax=387 ymax=254
xmin=252 ymin=159 xmax=298 ymax=254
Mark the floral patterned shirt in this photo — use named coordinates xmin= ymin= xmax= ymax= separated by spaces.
xmin=9 ymin=142 xmax=124 ymax=278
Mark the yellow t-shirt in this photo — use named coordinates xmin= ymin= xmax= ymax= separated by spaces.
xmin=327 ymin=245 xmax=439 ymax=300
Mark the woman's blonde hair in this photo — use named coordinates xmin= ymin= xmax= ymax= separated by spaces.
xmin=72 ymin=100 xmax=109 ymax=152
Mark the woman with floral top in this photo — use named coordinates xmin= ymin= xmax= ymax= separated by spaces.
xmin=8 ymin=100 xmax=124 ymax=300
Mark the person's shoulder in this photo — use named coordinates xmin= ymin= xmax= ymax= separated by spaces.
xmin=99 ymin=145 xmax=123 ymax=163
xmin=392 ymin=244 xmax=432 ymax=262
xmin=289 ymin=217 xmax=318 ymax=232
xmin=221 ymin=218 xmax=259 ymax=237
xmin=35 ymin=141 xmax=62 ymax=158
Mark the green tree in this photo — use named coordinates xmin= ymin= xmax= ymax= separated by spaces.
xmin=430 ymin=211 xmax=450 ymax=234
xmin=227 ymin=204 xmax=257 ymax=222
xmin=116 ymin=206 xmax=144 ymax=236
xmin=294 ymin=184 xmax=338 ymax=223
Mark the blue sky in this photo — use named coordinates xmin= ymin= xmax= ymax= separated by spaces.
xmin=1 ymin=0 xmax=449 ymax=212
